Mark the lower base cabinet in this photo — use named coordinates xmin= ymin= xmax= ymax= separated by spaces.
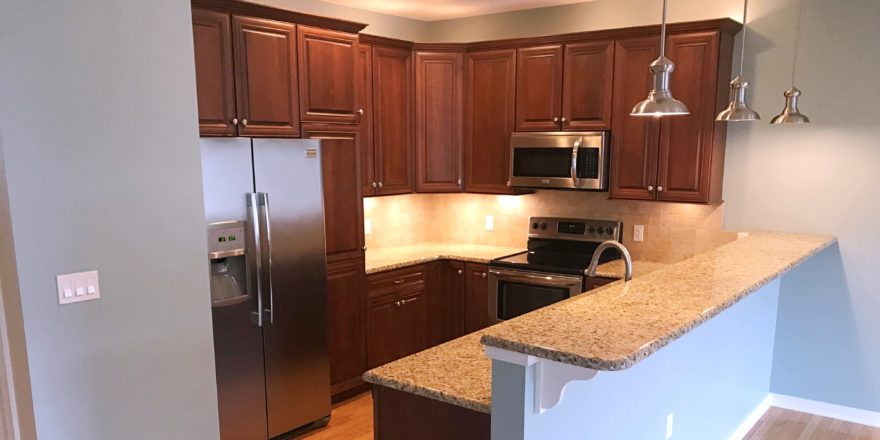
xmin=327 ymin=253 xmax=368 ymax=397
xmin=463 ymin=263 xmax=489 ymax=334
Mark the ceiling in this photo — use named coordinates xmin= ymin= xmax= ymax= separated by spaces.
xmin=320 ymin=0 xmax=597 ymax=22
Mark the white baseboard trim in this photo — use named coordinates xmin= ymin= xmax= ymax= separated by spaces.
xmin=728 ymin=395 xmax=773 ymax=440
xmin=768 ymin=393 xmax=880 ymax=428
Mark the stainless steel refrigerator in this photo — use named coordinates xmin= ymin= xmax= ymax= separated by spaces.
xmin=200 ymin=137 xmax=330 ymax=440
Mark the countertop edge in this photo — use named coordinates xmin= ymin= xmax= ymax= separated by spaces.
xmin=362 ymin=371 xmax=492 ymax=414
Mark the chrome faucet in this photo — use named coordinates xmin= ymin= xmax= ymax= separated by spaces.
xmin=585 ymin=241 xmax=633 ymax=282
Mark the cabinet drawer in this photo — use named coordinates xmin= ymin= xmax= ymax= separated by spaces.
xmin=368 ymin=265 xmax=426 ymax=297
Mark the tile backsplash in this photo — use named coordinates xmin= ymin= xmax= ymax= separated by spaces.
xmin=363 ymin=191 xmax=737 ymax=263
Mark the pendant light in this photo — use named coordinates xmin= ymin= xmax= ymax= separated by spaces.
xmin=631 ymin=0 xmax=690 ymax=117
xmin=771 ymin=0 xmax=810 ymax=124
xmin=716 ymin=0 xmax=760 ymax=121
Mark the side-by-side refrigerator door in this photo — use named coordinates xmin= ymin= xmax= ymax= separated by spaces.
xmin=252 ymin=138 xmax=331 ymax=437
xmin=200 ymin=138 xmax=269 ymax=440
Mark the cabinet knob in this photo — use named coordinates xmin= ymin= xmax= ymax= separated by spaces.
xmin=395 ymin=300 xmax=401 ymax=307
xmin=457 ymin=269 xmax=463 ymax=275
xmin=561 ymin=117 xmax=567 ymax=122
xmin=232 ymin=118 xmax=239 ymax=126
xmin=362 ymin=246 xmax=367 ymax=251
xmin=378 ymin=182 xmax=383 ymax=188
xmin=371 ymin=182 xmax=378 ymax=188
xmin=481 ymin=272 xmax=487 ymax=278
xmin=457 ymin=178 xmax=463 ymax=186
xmin=657 ymin=186 xmax=664 ymax=192
xmin=357 ymin=108 xmax=365 ymax=115
xmin=241 ymin=118 xmax=248 ymax=127
xmin=648 ymin=185 xmax=654 ymax=191
xmin=553 ymin=117 xmax=559 ymax=122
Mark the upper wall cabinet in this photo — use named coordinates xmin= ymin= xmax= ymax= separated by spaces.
xmin=370 ymin=45 xmax=414 ymax=196
xmin=464 ymin=49 xmax=517 ymax=194
xmin=515 ymin=40 xmax=614 ymax=132
xmin=610 ymin=30 xmax=732 ymax=204
xmin=192 ymin=9 xmax=301 ymax=137
xmin=357 ymin=43 xmax=376 ymax=196
xmin=415 ymin=51 xmax=464 ymax=193
xmin=297 ymin=26 xmax=360 ymax=124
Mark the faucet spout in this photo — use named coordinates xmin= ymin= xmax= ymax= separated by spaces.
xmin=585 ymin=241 xmax=633 ymax=282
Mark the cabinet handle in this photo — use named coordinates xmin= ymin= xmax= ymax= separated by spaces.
xmin=400 ymin=298 xmax=417 ymax=306
xmin=395 ymin=300 xmax=401 ymax=307
xmin=648 ymin=185 xmax=654 ymax=191
xmin=378 ymin=182 xmax=383 ymax=188
xmin=552 ymin=117 xmax=559 ymax=122
xmin=362 ymin=246 xmax=367 ymax=251
xmin=481 ymin=272 xmax=487 ymax=278
xmin=232 ymin=118 xmax=239 ymax=126
xmin=457 ymin=178 xmax=463 ymax=186
xmin=657 ymin=186 xmax=664 ymax=192
xmin=457 ymin=269 xmax=463 ymax=275
xmin=393 ymin=279 xmax=405 ymax=284
xmin=561 ymin=117 xmax=567 ymax=122
xmin=371 ymin=182 xmax=377 ymax=188
xmin=241 ymin=118 xmax=248 ymax=127
xmin=357 ymin=108 xmax=364 ymax=115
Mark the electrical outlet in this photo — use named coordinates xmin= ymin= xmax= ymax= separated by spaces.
xmin=485 ymin=215 xmax=494 ymax=231
xmin=633 ymin=225 xmax=645 ymax=242
xmin=666 ymin=412 xmax=674 ymax=439
xmin=364 ymin=218 xmax=372 ymax=236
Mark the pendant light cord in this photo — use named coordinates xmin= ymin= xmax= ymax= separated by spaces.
xmin=791 ymin=0 xmax=803 ymax=86
xmin=739 ymin=0 xmax=748 ymax=76
xmin=660 ymin=0 xmax=668 ymax=57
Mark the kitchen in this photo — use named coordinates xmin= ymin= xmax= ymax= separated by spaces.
xmin=0 ymin=0 xmax=877 ymax=440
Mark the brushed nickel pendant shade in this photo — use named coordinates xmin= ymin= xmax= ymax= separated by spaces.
xmin=630 ymin=0 xmax=690 ymax=117
xmin=772 ymin=0 xmax=810 ymax=124
xmin=716 ymin=0 xmax=760 ymax=122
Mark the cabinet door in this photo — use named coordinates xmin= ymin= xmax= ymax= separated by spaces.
xmin=463 ymin=263 xmax=489 ymax=334
xmin=297 ymin=26 xmax=359 ymax=124
xmin=373 ymin=46 xmax=413 ymax=195
xmin=326 ymin=254 xmax=367 ymax=396
xmin=302 ymin=124 xmax=364 ymax=257
xmin=609 ymin=36 xmax=661 ymax=201
xmin=397 ymin=288 xmax=429 ymax=359
xmin=562 ymin=40 xmax=614 ymax=130
xmin=366 ymin=292 xmax=400 ymax=369
xmin=192 ymin=8 xmax=237 ymax=136
xmin=415 ymin=51 xmax=464 ymax=193
xmin=515 ymin=45 xmax=564 ymax=132
xmin=357 ymin=43 xmax=376 ymax=196
xmin=427 ymin=260 xmax=466 ymax=346
xmin=464 ymin=50 xmax=517 ymax=194
xmin=657 ymin=31 xmax=721 ymax=203
xmin=232 ymin=16 xmax=300 ymax=137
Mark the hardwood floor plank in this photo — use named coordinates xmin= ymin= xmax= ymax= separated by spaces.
xmin=746 ymin=407 xmax=880 ymax=440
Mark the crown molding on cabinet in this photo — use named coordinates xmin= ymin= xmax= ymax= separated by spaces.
xmin=191 ymin=0 xmax=368 ymax=34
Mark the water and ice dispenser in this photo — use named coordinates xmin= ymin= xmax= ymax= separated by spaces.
xmin=208 ymin=221 xmax=250 ymax=307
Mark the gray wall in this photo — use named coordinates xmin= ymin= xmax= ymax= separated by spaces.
xmin=0 ymin=0 xmax=220 ymax=438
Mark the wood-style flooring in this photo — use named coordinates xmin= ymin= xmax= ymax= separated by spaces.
xmin=746 ymin=407 xmax=880 ymax=440
xmin=295 ymin=393 xmax=880 ymax=440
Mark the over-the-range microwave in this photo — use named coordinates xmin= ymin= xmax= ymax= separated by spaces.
xmin=508 ymin=131 xmax=610 ymax=191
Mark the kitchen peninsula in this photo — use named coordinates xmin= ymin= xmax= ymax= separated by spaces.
xmin=364 ymin=232 xmax=836 ymax=439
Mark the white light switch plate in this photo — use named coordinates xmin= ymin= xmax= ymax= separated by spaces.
xmin=57 ymin=270 xmax=100 ymax=305
xmin=633 ymin=225 xmax=645 ymax=242
xmin=485 ymin=215 xmax=494 ymax=231
xmin=364 ymin=218 xmax=373 ymax=236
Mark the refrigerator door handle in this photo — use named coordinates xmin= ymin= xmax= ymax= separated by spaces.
xmin=259 ymin=192 xmax=275 ymax=325
xmin=247 ymin=193 xmax=264 ymax=327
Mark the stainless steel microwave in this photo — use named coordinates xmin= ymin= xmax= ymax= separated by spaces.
xmin=508 ymin=131 xmax=610 ymax=191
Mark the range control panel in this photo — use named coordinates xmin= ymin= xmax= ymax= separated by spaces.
xmin=528 ymin=217 xmax=622 ymax=243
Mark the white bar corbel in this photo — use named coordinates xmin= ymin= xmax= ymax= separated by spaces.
xmin=485 ymin=346 xmax=599 ymax=414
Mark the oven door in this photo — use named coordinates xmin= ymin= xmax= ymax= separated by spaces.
xmin=488 ymin=267 xmax=584 ymax=323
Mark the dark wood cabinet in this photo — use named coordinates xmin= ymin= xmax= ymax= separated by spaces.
xmin=463 ymin=263 xmax=489 ymax=334
xmin=464 ymin=50 xmax=517 ymax=194
xmin=415 ymin=51 xmax=464 ymax=193
xmin=297 ymin=26 xmax=359 ymax=124
xmin=366 ymin=265 xmax=428 ymax=368
xmin=427 ymin=260 xmax=466 ymax=346
xmin=366 ymin=292 xmax=400 ymax=369
xmin=372 ymin=45 xmax=414 ymax=196
xmin=326 ymin=254 xmax=367 ymax=396
xmin=562 ymin=40 xmax=615 ymax=130
xmin=515 ymin=45 xmax=564 ymax=132
xmin=232 ymin=16 xmax=300 ymax=137
xmin=357 ymin=43 xmax=376 ymax=196
xmin=610 ymin=31 xmax=731 ymax=204
xmin=192 ymin=8 xmax=237 ymax=136
xmin=302 ymin=124 xmax=364 ymax=258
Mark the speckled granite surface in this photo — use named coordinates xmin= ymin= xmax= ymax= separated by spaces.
xmin=363 ymin=232 xmax=834 ymax=412
xmin=365 ymin=243 xmax=524 ymax=274
xmin=592 ymin=259 xmax=668 ymax=279
xmin=480 ymin=232 xmax=836 ymax=371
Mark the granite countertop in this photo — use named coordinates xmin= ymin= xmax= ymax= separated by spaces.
xmin=591 ymin=259 xmax=668 ymax=279
xmin=363 ymin=231 xmax=835 ymax=412
xmin=365 ymin=243 xmax=525 ymax=274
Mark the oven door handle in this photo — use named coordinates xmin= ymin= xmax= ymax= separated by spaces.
xmin=489 ymin=269 xmax=582 ymax=287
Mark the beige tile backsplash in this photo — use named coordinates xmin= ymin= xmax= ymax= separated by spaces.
xmin=363 ymin=191 xmax=738 ymax=263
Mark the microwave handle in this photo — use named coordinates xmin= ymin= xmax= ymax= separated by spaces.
xmin=570 ymin=139 xmax=581 ymax=183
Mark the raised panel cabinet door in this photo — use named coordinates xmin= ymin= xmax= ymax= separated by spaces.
xmin=415 ymin=51 xmax=464 ymax=193
xmin=562 ymin=40 xmax=615 ymax=130
xmin=658 ymin=31 xmax=722 ymax=203
xmin=302 ymin=124 xmax=364 ymax=256
xmin=397 ymin=288 xmax=429 ymax=359
xmin=366 ymin=292 xmax=400 ymax=369
xmin=373 ymin=45 xmax=414 ymax=195
xmin=463 ymin=263 xmax=489 ymax=334
xmin=609 ymin=36 xmax=662 ymax=201
xmin=426 ymin=260 xmax=466 ymax=346
xmin=357 ymin=43 xmax=376 ymax=196
xmin=192 ymin=8 xmax=237 ymax=136
xmin=232 ymin=16 xmax=300 ymax=137
xmin=297 ymin=26 xmax=359 ymax=124
xmin=326 ymin=255 xmax=367 ymax=396
xmin=464 ymin=50 xmax=517 ymax=194
xmin=515 ymin=45 xmax=564 ymax=131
